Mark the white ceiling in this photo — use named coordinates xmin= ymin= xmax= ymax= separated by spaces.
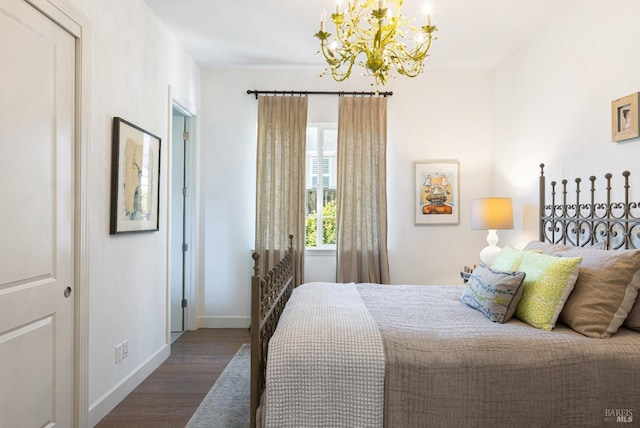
xmin=144 ymin=0 xmax=566 ymax=70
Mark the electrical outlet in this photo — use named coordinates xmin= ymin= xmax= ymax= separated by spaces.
xmin=122 ymin=340 xmax=129 ymax=359
xmin=115 ymin=343 xmax=123 ymax=363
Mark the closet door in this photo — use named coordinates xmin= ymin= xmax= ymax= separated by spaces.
xmin=0 ymin=0 xmax=76 ymax=426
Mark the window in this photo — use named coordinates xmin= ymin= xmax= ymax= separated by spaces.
xmin=306 ymin=124 xmax=337 ymax=248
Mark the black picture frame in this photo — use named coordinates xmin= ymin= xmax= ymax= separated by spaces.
xmin=110 ymin=117 xmax=161 ymax=234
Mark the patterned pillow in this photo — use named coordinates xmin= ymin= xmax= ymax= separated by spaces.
xmin=557 ymin=248 xmax=640 ymax=337
xmin=461 ymin=264 xmax=526 ymax=323
xmin=514 ymin=252 xmax=582 ymax=331
xmin=490 ymin=245 xmax=529 ymax=271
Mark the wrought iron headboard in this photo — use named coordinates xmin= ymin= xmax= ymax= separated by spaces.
xmin=539 ymin=163 xmax=640 ymax=250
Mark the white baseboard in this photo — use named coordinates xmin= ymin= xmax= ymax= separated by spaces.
xmin=88 ymin=344 xmax=170 ymax=427
xmin=197 ymin=315 xmax=250 ymax=328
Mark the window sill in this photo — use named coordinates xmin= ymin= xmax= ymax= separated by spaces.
xmin=305 ymin=247 xmax=336 ymax=257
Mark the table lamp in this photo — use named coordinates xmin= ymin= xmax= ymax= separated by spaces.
xmin=471 ymin=197 xmax=514 ymax=266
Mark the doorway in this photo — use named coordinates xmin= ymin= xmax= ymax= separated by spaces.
xmin=170 ymin=108 xmax=191 ymax=339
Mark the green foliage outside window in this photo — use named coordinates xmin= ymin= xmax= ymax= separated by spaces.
xmin=306 ymin=200 xmax=337 ymax=247
xmin=305 ymin=212 xmax=317 ymax=247
xmin=322 ymin=200 xmax=337 ymax=244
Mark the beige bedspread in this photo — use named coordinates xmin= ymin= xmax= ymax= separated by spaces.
xmin=265 ymin=282 xmax=385 ymax=428
xmin=358 ymin=284 xmax=640 ymax=428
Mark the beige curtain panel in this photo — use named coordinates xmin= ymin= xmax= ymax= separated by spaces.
xmin=255 ymin=95 xmax=308 ymax=285
xmin=336 ymin=96 xmax=390 ymax=284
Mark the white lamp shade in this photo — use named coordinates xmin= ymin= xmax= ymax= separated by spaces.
xmin=471 ymin=198 xmax=514 ymax=230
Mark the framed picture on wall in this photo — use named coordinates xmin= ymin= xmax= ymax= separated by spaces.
xmin=414 ymin=160 xmax=459 ymax=225
xmin=110 ymin=117 xmax=162 ymax=234
xmin=612 ymin=92 xmax=639 ymax=142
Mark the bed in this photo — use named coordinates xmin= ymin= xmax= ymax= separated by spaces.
xmin=249 ymin=164 xmax=640 ymax=427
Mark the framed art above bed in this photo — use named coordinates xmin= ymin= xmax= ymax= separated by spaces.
xmin=414 ymin=159 xmax=459 ymax=225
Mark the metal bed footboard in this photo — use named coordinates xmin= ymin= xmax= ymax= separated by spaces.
xmin=249 ymin=235 xmax=294 ymax=428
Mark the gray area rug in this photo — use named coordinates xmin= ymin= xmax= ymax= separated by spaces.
xmin=187 ymin=343 xmax=250 ymax=428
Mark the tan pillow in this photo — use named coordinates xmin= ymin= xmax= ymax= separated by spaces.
xmin=625 ymin=297 xmax=640 ymax=331
xmin=558 ymin=248 xmax=640 ymax=338
xmin=524 ymin=240 xmax=606 ymax=255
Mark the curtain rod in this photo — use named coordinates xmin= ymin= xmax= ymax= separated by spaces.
xmin=246 ymin=89 xmax=393 ymax=99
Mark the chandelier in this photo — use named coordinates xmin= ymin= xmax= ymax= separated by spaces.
xmin=314 ymin=0 xmax=437 ymax=86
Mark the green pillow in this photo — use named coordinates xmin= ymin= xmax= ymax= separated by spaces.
xmin=490 ymin=245 xmax=528 ymax=271
xmin=514 ymin=252 xmax=582 ymax=331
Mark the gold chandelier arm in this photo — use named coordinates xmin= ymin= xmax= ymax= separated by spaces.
xmin=388 ymin=40 xmax=431 ymax=77
xmin=343 ymin=4 xmax=370 ymax=45
xmin=332 ymin=57 xmax=357 ymax=82
xmin=317 ymin=35 xmax=357 ymax=82
xmin=378 ymin=20 xmax=400 ymax=52
xmin=330 ymin=5 xmax=374 ymax=76
xmin=392 ymin=35 xmax=432 ymax=62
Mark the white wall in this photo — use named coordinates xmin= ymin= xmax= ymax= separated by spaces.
xmin=199 ymin=67 xmax=494 ymax=327
xmin=60 ymin=0 xmax=201 ymax=424
xmin=494 ymin=0 xmax=640 ymax=246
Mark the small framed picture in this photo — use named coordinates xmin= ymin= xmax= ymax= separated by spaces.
xmin=414 ymin=160 xmax=459 ymax=225
xmin=110 ymin=117 xmax=161 ymax=234
xmin=611 ymin=93 xmax=639 ymax=142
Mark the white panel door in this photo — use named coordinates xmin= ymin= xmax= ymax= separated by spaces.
xmin=0 ymin=0 xmax=75 ymax=426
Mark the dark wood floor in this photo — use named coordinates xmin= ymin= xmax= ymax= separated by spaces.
xmin=96 ymin=328 xmax=250 ymax=428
